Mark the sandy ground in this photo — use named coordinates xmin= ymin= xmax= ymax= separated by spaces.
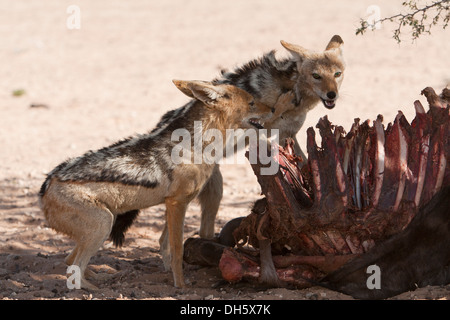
xmin=0 ymin=0 xmax=449 ymax=300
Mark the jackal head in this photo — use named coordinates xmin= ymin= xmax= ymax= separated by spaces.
xmin=173 ymin=80 xmax=276 ymax=130
xmin=281 ymin=35 xmax=345 ymax=110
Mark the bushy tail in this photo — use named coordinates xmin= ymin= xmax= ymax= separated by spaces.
xmin=109 ymin=210 xmax=140 ymax=247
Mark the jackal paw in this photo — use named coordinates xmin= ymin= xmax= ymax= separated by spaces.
xmin=81 ymin=278 xmax=100 ymax=291
xmin=266 ymin=91 xmax=297 ymax=125
xmin=275 ymin=91 xmax=297 ymax=110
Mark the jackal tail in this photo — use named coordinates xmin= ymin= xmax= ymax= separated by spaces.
xmin=109 ymin=210 xmax=140 ymax=247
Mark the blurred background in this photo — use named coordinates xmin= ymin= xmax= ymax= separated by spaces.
xmin=0 ymin=0 xmax=449 ymax=179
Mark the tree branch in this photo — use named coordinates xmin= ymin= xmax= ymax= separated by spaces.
xmin=356 ymin=0 xmax=449 ymax=43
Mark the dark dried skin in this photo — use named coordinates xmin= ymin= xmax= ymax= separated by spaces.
xmin=209 ymin=87 xmax=450 ymax=294
xmin=183 ymin=237 xmax=228 ymax=267
xmin=321 ymin=185 xmax=450 ymax=299
xmin=277 ymin=139 xmax=313 ymax=207
xmin=315 ymin=116 xmax=349 ymax=221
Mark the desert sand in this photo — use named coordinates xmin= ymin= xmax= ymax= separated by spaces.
xmin=0 ymin=0 xmax=449 ymax=300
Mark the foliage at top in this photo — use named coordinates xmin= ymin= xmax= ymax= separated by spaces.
xmin=356 ymin=0 xmax=449 ymax=43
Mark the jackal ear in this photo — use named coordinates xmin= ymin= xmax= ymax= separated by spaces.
xmin=280 ymin=40 xmax=309 ymax=64
xmin=173 ymin=80 xmax=226 ymax=106
xmin=172 ymin=79 xmax=196 ymax=98
xmin=325 ymin=35 xmax=344 ymax=53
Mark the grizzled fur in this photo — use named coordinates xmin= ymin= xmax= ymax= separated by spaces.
xmin=39 ymin=102 xmax=196 ymax=198
xmin=213 ymin=51 xmax=299 ymax=107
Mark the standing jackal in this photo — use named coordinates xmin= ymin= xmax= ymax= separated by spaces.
xmin=215 ymin=35 xmax=345 ymax=160
xmin=39 ymin=80 xmax=295 ymax=289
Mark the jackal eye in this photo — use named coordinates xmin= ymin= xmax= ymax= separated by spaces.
xmin=334 ymin=71 xmax=342 ymax=78
xmin=249 ymin=100 xmax=255 ymax=107
xmin=312 ymin=73 xmax=321 ymax=80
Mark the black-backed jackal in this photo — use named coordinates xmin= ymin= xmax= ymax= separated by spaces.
xmin=39 ymin=80 xmax=295 ymax=289
xmin=215 ymin=35 xmax=345 ymax=160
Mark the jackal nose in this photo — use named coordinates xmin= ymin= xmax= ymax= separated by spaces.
xmin=327 ymin=91 xmax=337 ymax=99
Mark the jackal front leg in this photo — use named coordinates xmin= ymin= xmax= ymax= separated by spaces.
xmin=165 ymin=197 xmax=189 ymax=288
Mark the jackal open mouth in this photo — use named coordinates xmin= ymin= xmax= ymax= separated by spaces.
xmin=248 ymin=118 xmax=264 ymax=129
xmin=321 ymin=98 xmax=336 ymax=109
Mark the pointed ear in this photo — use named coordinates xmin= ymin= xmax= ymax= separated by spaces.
xmin=325 ymin=35 xmax=344 ymax=52
xmin=280 ymin=40 xmax=309 ymax=64
xmin=172 ymin=79 xmax=196 ymax=98
xmin=173 ymin=80 xmax=227 ymax=106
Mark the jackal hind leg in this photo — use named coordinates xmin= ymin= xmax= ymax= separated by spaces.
xmin=197 ymin=165 xmax=223 ymax=239
xmin=159 ymin=221 xmax=171 ymax=271
xmin=68 ymin=207 xmax=114 ymax=290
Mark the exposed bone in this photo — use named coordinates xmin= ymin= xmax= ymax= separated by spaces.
xmin=432 ymin=126 xmax=447 ymax=196
xmin=393 ymin=112 xmax=409 ymax=212
xmin=408 ymin=100 xmax=430 ymax=207
xmin=422 ymin=108 xmax=449 ymax=204
xmin=345 ymin=235 xmax=364 ymax=254
xmin=342 ymin=121 xmax=358 ymax=175
xmin=346 ymin=119 xmax=360 ymax=207
xmin=415 ymin=135 xmax=429 ymax=207
xmin=277 ymin=140 xmax=313 ymax=207
xmin=377 ymin=112 xmax=410 ymax=211
xmin=335 ymin=157 xmax=348 ymax=208
xmin=360 ymin=129 xmax=372 ymax=208
xmin=326 ymin=230 xmax=352 ymax=254
xmin=307 ymin=127 xmax=322 ymax=203
xmin=420 ymin=87 xmax=449 ymax=199
xmin=414 ymin=99 xmax=426 ymax=114
xmin=354 ymin=134 xmax=362 ymax=209
xmin=371 ymin=115 xmax=385 ymax=208
xmin=353 ymin=120 xmax=370 ymax=210
xmin=310 ymin=233 xmax=337 ymax=254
